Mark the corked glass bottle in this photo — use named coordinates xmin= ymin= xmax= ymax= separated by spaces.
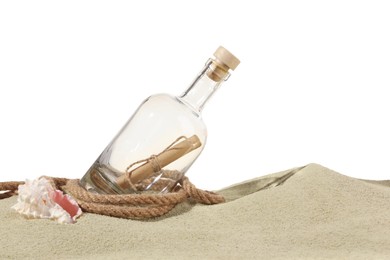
xmin=80 ymin=46 xmax=240 ymax=194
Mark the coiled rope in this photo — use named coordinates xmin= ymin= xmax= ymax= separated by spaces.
xmin=0 ymin=175 xmax=224 ymax=219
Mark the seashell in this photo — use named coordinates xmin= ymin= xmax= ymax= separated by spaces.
xmin=12 ymin=178 xmax=82 ymax=224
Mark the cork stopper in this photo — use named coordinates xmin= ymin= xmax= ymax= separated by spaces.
xmin=213 ymin=46 xmax=240 ymax=71
xmin=207 ymin=46 xmax=240 ymax=82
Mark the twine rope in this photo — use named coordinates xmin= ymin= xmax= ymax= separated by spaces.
xmin=0 ymin=174 xmax=225 ymax=219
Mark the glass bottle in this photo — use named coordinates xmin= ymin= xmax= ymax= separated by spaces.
xmin=80 ymin=46 xmax=240 ymax=194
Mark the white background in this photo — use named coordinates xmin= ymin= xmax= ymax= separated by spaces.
xmin=1 ymin=1 xmax=389 ymax=190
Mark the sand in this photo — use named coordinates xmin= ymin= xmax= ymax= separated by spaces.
xmin=1 ymin=163 xmax=390 ymax=259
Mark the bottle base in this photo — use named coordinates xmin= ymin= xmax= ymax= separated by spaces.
xmin=80 ymin=163 xmax=126 ymax=194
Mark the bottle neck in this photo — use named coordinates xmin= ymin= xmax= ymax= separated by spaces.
xmin=179 ymin=59 xmax=230 ymax=113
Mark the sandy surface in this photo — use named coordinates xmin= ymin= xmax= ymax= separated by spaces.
xmin=1 ymin=163 xmax=390 ymax=259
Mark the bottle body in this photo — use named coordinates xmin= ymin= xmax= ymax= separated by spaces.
xmin=80 ymin=46 xmax=239 ymax=194
xmin=80 ymin=94 xmax=207 ymax=194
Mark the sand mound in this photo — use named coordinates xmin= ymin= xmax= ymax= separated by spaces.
xmin=1 ymin=163 xmax=389 ymax=259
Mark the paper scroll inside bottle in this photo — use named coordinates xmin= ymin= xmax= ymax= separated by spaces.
xmin=116 ymin=135 xmax=202 ymax=190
